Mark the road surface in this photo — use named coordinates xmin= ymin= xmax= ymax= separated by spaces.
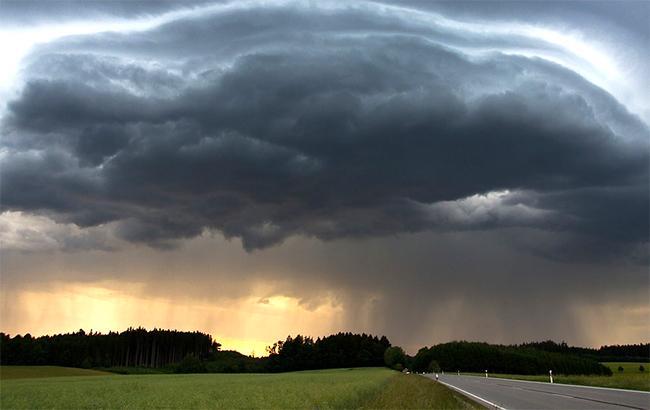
xmin=423 ymin=374 xmax=650 ymax=410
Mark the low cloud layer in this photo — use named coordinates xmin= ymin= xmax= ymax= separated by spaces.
xmin=2 ymin=229 xmax=648 ymax=351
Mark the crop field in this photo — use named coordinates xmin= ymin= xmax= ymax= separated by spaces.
xmin=0 ymin=367 xmax=481 ymax=409
xmin=466 ymin=362 xmax=649 ymax=391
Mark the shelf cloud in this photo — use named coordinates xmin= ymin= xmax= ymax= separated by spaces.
xmin=2 ymin=1 xmax=648 ymax=257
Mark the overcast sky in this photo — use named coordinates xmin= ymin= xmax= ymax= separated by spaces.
xmin=0 ymin=0 xmax=648 ymax=354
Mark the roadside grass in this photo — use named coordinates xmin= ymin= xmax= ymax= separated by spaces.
xmin=360 ymin=373 xmax=483 ymax=409
xmin=0 ymin=366 xmax=113 ymax=380
xmin=464 ymin=362 xmax=649 ymax=392
xmin=0 ymin=367 xmax=482 ymax=409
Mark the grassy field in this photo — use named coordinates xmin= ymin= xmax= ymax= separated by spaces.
xmin=465 ymin=362 xmax=649 ymax=392
xmin=362 ymin=373 xmax=481 ymax=409
xmin=605 ymin=362 xmax=650 ymax=374
xmin=0 ymin=367 xmax=482 ymax=409
xmin=0 ymin=366 xmax=113 ymax=380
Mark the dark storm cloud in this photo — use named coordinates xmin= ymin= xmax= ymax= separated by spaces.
xmin=1 ymin=2 xmax=648 ymax=257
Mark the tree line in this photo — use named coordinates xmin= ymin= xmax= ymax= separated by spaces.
xmin=2 ymin=329 xmax=646 ymax=376
xmin=408 ymin=341 xmax=613 ymax=375
xmin=521 ymin=340 xmax=650 ymax=363
xmin=0 ymin=329 xmax=390 ymax=373
xmin=0 ymin=328 xmax=217 ymax=369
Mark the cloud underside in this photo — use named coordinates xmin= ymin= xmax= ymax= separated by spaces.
xmin=1 ymin=4 xmax=648 ymax=260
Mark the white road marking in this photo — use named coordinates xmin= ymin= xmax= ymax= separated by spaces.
xmin=437 ymin=378 xmax=508 ymax=410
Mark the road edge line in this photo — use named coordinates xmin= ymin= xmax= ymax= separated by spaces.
xmin=437 ymin=379 xmax=508 ymax=410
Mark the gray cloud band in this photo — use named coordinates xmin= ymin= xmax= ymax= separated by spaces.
xmin=1 ymin=3 xmax=648 ymax=259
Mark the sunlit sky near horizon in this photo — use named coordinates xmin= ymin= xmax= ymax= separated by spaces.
xmin=0 ymin=0 xmax=648 ymax=355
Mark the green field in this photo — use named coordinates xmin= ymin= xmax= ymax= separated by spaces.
xmin=466 ymin=362 xmax=649 ymax=392
xmin=0 ymin=367 xmax=481 ymax=409
xmin=362 ymin=372 xmax=480 ymax=409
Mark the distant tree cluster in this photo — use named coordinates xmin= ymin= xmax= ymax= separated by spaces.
xmin=204 ymin=350 xmax=268 ymax=373
xmin=0 ymin=328 xmax=217 ymax=369
xmin=383 ymin=346 xmax=406 ymax=370
xmin=591 ymin=343 xmax=649 ymax=362
xmin=265 ymin=333 xmax=391 ymax=372
xmin=521 ymin=341 xmax=650 ymax=363
xmin=411 ymin=341 xmax=613 ymax=375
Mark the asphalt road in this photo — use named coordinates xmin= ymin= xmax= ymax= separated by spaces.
xmin=423 ymin=374 xmax=650 ymax=410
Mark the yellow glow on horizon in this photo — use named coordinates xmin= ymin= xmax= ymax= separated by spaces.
xmin=217 ymin=337 xmax=274 ymax=357
xmin=0 ymin=281 xmax=345 ymax=356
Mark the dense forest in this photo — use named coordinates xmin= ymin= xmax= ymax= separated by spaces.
xmin=0 ymin=328 xmax=216 ymax=368
xmin=1 ymin=329 xmax=646 ymax=376
xmin=409 ymin=341 xmax=613 ymax=375
xmin=265 ymin=333 xmax=391 ymax=372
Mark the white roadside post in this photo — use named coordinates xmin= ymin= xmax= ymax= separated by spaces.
xmin=485 ymin=370 xmax=488 ymax=378
xmin=549 ymin=370 xmax=553 ymax=384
